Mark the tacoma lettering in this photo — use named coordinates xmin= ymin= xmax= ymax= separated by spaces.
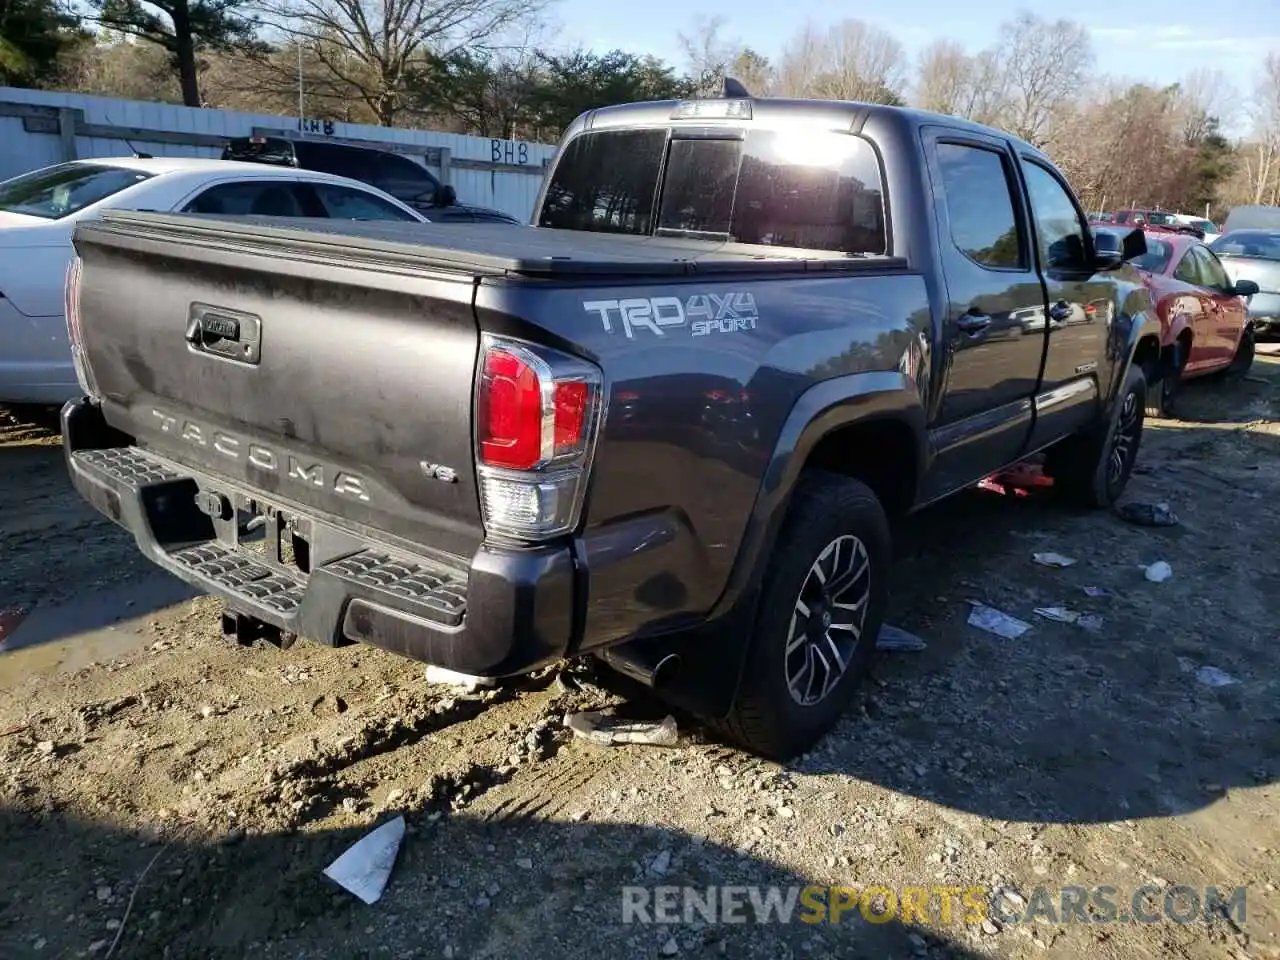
xmin=148 ymin=408 xmax=370 ymax=502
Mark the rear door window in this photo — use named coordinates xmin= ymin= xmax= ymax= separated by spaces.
xmin=934 ymin=142 xmax=1024 ymax=269
xmin=182 ymin=181 xmax=308 ymax=217
xmin=308 ymin=183 xmax=419 ymax=221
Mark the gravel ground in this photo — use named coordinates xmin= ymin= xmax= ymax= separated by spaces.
xmin=2 ymin=358 xmax=1280 ymax=960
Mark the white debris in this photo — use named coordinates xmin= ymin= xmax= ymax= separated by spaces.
xmin=1033 ymin=607 xmax=1080 ymax=624
xmin=564 ymin=711 xmax=679 ymax=747
xmin=966 ymin=603 xmax=1031 ymax=639
xmin=425 ymin=666 xmax=495 ymax=692
xmin=1032 ymin=552 xmax=1077 ymax=568
xmin=1194 ymin=666 xmax=1239 ymax=688
xmin=323 ymin=815 xmax=406 ymax=905
xmin=1144 ymin=561 xmax=1173 ymax=583
xmin=1083 ymin=586 xmax=1109 ymax=598
xmin=876 ymin=624 xmax=927 ymax=652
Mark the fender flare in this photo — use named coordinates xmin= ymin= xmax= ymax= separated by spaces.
xmin=1106 ymin=308 xmax=1163 ymax=409
xmin=643 ymin=371 xmax=926 ymax=722
xmin=710 ymin=370 xmax=927 ymax=621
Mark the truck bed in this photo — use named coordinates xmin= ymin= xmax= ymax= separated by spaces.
xmin=88 ymin=211 xmax=902 ymax=278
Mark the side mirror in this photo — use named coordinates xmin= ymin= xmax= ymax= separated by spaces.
xmin=437 ymin=184 xmax=457 ymax=207
xmin=1234 ymin=278 xmax=1260 ymax=298
xmin=1121 ymin=227 xmax=1147 ymax=262
xmin=1092 ymin=230 xmax=1125 ymax=270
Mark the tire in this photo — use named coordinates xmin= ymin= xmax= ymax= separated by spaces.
xmin=717 ymin=471 xmax=891 ymax=761
xmin=1046 ymin=363 xmax=1146 ymax=509
xmin=1224 ymin=325 xmax=1256 ymax=380
xmin=1144 ymin=346 xmax=1182 ymax=420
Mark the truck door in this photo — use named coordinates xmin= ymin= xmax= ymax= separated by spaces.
xmin=1018 ymin=157 xmax=1115 ymax=449
xmin=921 ymin=128 xmax=1047 ymax=498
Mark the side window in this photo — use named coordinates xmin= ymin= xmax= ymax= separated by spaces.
xmin=538 ymin=129 xmax=667 ymax=234
xmin=935 ymin=142 xmax=1025 ymax=269
xmin=1173 ymin=250 xmax=1201 ymax=285
xmin=376 ymin=153 xmax=431 ymax=184
xmin=183 ymin=181 xmax=306 ymax=217
xmin=311 ymin=184 xmax=419 ymax=221
xmin=1021 ymin=161 xmax=1090 ymax=269
xmin=300 ymin=143 xmax=374 ymax=183
xmin=1197 ymin=247 xmax=1232 ymax=290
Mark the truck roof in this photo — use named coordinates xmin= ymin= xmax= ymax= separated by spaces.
xmin=580 ymin=97 xmax=1051 ymax=162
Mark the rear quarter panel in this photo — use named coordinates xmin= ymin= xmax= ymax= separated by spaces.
xmin=475 ymin=271 xmax=931 ymax=649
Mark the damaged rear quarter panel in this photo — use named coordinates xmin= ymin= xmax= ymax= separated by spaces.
xmin=473 ymin=270 xmax=931 ymax=649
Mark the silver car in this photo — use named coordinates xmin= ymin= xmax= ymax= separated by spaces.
xmin=1210 ymin=229 xmax=1280 ymax=335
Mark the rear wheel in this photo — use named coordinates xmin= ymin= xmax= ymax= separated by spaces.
xmin=1047 ymin=364 xmax=1146 ymax=508
xmin=1224 ymin=326 xmax=1256 ymax=380
xmin=718 ymin=472 xmax=890 ymax=760
xmin=1145 ymin=342 xmax=1184 ymax=419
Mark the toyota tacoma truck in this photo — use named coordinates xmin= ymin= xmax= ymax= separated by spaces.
xmin=61 ymin=91 xmax=1162 ymax=760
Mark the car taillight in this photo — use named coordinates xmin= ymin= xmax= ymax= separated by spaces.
xmin=64 ymin=255 xmax=96 ymax=396
xmin=475 ymin=335 xmax=603 ymax=542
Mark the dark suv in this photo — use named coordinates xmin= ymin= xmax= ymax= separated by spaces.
xmin=220 ymin=136 xmax=522 ymax=224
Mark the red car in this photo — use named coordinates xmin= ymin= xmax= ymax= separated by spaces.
xmin=1107 ymin=229 xmax=1256 ymax=415
xmin=1112 ymin=208 xmax=1203 ymax=238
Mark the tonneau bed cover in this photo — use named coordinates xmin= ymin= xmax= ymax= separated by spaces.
xmin=83 ymin=211 xmax=905 ymax=278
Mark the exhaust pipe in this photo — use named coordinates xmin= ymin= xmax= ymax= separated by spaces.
xmin=599 ymin=644 xmax=681 ymax=689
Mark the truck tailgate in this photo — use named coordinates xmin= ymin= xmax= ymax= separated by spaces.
xmin=70 ymin=212 xmax=485 ymax=561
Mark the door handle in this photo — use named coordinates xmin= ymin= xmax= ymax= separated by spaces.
xmin=956 ymin=312 xmax=992 ymax=335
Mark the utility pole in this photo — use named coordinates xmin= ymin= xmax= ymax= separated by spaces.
xmin=297 ymin=44 xmax=305 ymax=124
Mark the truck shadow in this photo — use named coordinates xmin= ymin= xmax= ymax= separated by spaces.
xmin=787 ymin=414 xmax=1280 ymax=826
xmin=0 ymin=804 xmax=990 ymax=959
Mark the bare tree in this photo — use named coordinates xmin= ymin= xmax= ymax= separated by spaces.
xmin=256 ymin=0 xmax=551 ymax=126
xmin=775 ymin=18 xmax=906 ymax=104
xmin=1246 ymin=53 xmax=1280 ymax=205
xmin=1175 ymin=68 xmax=1237 ymax=142
xmin=914 ymin=40 xmax=1004 ymax=122
xmin=995 ymin=11 xmax=1091 ymax=147
xmin=675 ymin=14 xmax=735 ymax=96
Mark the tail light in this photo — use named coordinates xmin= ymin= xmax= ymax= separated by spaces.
xmin=475 ymin=334 xmax=603 ymax=541
xmin=64 ymin=255 xmax=96 ymax=395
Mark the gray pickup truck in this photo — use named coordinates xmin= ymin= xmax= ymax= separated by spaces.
xmin=62 ymin=91 xmax=1161 ymax=759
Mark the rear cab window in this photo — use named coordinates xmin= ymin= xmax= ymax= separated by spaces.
xmin=538 ymin=126 xmax=887 ymax=256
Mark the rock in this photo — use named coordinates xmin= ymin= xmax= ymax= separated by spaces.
xmin=515 ymin=857 xmax=533 ymax=870
xmin=648 ymin=849 xmax=672 ymax=877
xmin=105 ymin=919 xmax=121 ymax=931
xmin=661 ymin=936 xmax=679 ymax=956
xmin=342 ymin=798 xmax=359 ymax=814
xmin=96 ymin=885 xmax=112 ymax=902
xmin=35 ymin=741 xmax=55 ymax=756
xmin=199 ymin=705 xmax=215 ymax=719
xmin=88 ymin=940 xmax=109 ymax=954
xmin=387 ymin=789 xmax=406 ymax=804
xmin=778 ymin=806 xmax=795 ymax=819
xmin=981 ymin=919 xmax=1001 ymax=935
xmin=33 ymin=938 xmax=46 ymax=951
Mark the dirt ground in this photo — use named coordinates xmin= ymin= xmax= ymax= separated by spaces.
xmin=2 ymin=356 xmax=1280 ymax=960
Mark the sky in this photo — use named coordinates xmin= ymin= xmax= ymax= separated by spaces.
xmin=545 ymin=0 xmax=1280 ymax=132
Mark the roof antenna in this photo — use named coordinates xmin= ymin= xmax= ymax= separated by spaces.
xmin=723 ymin=76 xmax=751 ymax=99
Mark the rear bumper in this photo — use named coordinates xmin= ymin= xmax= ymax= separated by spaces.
xmin=62 ymin=398 xmax=575 ymax=676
